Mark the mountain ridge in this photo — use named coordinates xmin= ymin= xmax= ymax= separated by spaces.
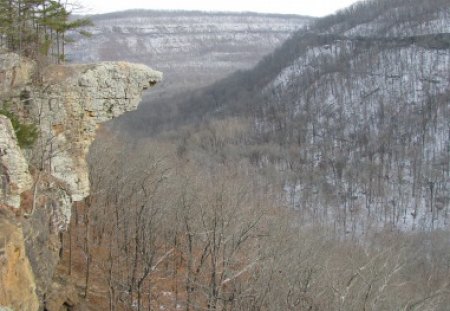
xmin=68 ymin=10 xmax=312 ymax=97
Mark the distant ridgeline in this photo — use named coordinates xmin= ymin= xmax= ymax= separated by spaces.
xmin=67 ymin=10 xmax=312 ymax=96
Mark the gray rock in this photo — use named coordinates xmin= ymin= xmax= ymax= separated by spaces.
xmin=0 ymin=53 xmax=161 ymax=310
xmin=0 ymin=115 xmax=33 ymax=208
xmin=31 ymin=62 xmax=161 ymax=208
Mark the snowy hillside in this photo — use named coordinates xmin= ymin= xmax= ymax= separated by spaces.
xmin=119 ymin=0 xmax=450 ymax=235
xmin=254 ymin=0 xmax=450 ymax=233
xmin=263 ymin=35 xmax=450 ymax=232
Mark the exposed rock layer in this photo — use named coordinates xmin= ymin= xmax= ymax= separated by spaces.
xmin=34 ymin=62 xmax=162 ymax=203
xmin=0 ymin=216 xmax=39 ymax=311
xmin=0 ymin=53 xmax=161 ymax=310
xmin=0 ymin=116 xmax=32 ymax=208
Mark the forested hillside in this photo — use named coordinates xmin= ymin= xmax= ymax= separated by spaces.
xmin=120 ymin=0 xmax=450 ymax=232
xmin=60 ymin=0 xmax=450 ymax=309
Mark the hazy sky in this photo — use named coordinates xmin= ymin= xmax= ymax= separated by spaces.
xmin=76 ymin=0 xmax=361 ymax=17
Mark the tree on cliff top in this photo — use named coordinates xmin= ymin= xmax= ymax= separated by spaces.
xmin=0 ymin=0 xmax=91 ymax=63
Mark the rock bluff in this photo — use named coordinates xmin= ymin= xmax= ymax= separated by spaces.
xmin=0 ymin=53 xmax=161 ymax=310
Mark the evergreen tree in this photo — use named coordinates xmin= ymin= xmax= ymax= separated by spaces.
xmin=0 ymin=0 xmax=92 ymax=63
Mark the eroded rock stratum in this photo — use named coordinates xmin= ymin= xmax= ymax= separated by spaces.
xmin=0 ymin=53 xmax=161 ymax=310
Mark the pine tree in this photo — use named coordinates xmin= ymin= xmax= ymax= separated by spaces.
xmin=0 ymin=0 xmax=92 ymax=63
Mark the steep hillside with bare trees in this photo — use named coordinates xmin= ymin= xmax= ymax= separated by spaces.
xmin=59 ymin=0 xmax=450 ymax=309
xmin=118 ymin=0 xmax=450 ymax=233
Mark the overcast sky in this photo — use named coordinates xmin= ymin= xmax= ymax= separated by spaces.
xmin=76 ymin=0 xmax=362 ymax=17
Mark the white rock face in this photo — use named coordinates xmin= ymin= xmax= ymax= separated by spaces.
xmin=0 ymin=52 xmax=34 ymax=93
xmin=0 ymin=54 xmax=161 ymax=310
xmin=0 ymin=52 xmax=161 ymax=218
xmin=33 ymin=62 xmax=162 ymax=202
xmin=0 ymin=116 xmax=33 ymax=208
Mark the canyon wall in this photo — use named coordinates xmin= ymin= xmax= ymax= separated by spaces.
xmin=0 ymin=53 xmax=161 ymax=310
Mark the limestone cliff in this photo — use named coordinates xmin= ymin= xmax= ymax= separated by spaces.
xmin=0 ymin=53 xmax=161 ymax=310
xmin=0 ymin=116 xmax=33 ymax=209
xmin=0 ymin=215 xmax=39 ymax=311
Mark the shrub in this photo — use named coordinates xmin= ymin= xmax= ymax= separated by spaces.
xmin=0 ymin=108 xmax=38 ymax=148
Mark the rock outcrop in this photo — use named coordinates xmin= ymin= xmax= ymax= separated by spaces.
xmin=34 ymin=62 xmax=161 ymax=205
xmin=0 ymin=53 xmax=161 ymax=310
xmin=0 ymin=116 xmax=33 ymax=208
xmin=0 ymin=52 xmax=34 ymax=93
xmin=0 ymin=216 xmax=39 ymax=311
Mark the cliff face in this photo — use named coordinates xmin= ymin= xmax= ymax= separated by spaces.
xmin=0 ymin=216 xmax=39 ymax=311
xmin=0 ymin=116 xmax=33 ymax=208
xmin=0 ymin=53 xmax=161 ymax=310
xmin=34 ymin=62 xmax=161 ymax=205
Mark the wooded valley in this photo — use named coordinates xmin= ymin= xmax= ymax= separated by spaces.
xmin=58 ymin=0 xmax=450 ymax=309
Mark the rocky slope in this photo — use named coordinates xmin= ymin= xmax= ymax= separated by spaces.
xmin=68 ymin=10 xmax=311 ymax=96
xmin=0 ymin=53 xmax=161 ymax=310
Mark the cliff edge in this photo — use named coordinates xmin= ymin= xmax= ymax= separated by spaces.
xmin=0 ymin=53 xmax=162 ymax=310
